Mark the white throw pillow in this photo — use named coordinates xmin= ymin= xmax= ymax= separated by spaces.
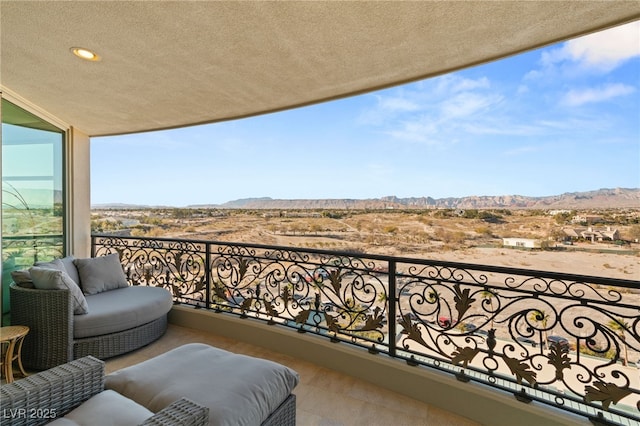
xmin=74 ymin=253 xmax=129 ymax=295
xmin=29 ymin=267 xmax=89 ymax=315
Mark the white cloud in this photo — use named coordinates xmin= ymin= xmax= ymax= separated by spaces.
xmin=384 ymin=117 xmax=440 ymax=143
xmin=358 ymin=93 xmax=421 ymax=125
xmin=435 ymin=75 xmax=490 ymax=94
xmin=561 ymin=83 xmax=636 ymax=106
xmin=358 ymin=74 xmax=493 ymax=131
xmin=523 ymin=69 xmax=544 ymax=81
xmin=502 ymin=145 xmax=541 ymax=157
xmin=463 ymin=121 xmax=541 ymax=136
xmin=545 ymin=21 xmax=640 ymax=72
xmin=441 ymin=92 xmax=502 ymax=119
xmin=376 ymin=95 xmax=421 ymax=112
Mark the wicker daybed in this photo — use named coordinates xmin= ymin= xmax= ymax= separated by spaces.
xmin=9 ymin=254 xmax=173 ymax=370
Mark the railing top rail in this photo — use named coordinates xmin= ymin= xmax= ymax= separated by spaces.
xmin=92 ymin=233 xmax=639 ymax=289
xmin=3 ymin=234 xmax=64 ymax=239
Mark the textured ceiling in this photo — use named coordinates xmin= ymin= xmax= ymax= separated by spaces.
xmin=1 ymin=1 xmax=639 ymax=136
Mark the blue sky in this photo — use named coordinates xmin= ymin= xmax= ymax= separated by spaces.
xmin=92 ymin=22 xmax=640 ymax=207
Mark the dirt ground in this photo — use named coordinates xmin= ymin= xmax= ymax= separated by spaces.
xmin=96 ymin=209 xmax=640 ymax=280
xmin=421 ymin=246 xmax=638 ymax=279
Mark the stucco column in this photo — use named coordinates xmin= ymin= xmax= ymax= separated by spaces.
xmin=68 ymin=127 xmax=92 ymax=257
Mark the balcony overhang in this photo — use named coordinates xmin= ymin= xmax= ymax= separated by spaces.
xmin=1 ymin=1 xmax=638 ymax=137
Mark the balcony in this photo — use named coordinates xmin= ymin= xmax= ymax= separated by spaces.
xmin=92 ymin=234 xmax=640 ymax=426
xmin=105 ymin=323 xmax=480 ymax=425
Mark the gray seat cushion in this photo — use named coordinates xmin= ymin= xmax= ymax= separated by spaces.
xmin=74 ymin=286 xmax=172 ymax=338
xmin=105 ymin=343 xmax=299 ymax=426
xmin=47 ymin=390 xmax=153 ymax=426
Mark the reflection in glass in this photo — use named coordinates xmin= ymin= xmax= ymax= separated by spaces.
xmin=2 ymin=100 xmax=66 ymax=321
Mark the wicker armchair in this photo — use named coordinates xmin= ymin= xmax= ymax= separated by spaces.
xmin=0 ymin=356 xmax=208 ymax=426
xmin=9 ymin=284 xmax=168 ymax=370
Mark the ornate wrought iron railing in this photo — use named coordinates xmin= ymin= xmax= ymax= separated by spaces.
xmin=92 ymin=234 xmax=640 ymax=425
xmin=2 ymin=234 xmax=65 ymax=265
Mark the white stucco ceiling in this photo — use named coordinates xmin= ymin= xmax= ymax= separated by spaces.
xmin=1 ymin=1 xmax=638 ymax=136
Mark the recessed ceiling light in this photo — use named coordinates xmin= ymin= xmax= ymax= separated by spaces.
xmin=70 ymin=47 xmax=101 ymax=61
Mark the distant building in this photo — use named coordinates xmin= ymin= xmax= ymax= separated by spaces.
xmin=571 ymin=214 xmax=603 ymax=225
xmin=502 ymin=238 xmax=542 ymax=249
xmin=563 ymin=226 xmax=619 ymax=242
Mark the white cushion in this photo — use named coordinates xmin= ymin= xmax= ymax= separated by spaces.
xmin=29 ymin=267 xmax=89 ymax=315
xmin=74 ymin=253 xmax=128 ymax=295
xmin=50 ymin=390 xmax=153 ymax=426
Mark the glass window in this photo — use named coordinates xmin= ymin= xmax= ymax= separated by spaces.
xmin=2 ymin=99 xmax=66 ymax=323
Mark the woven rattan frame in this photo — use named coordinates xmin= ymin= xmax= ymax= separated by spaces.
xmin=141 ymin=398 xmax=209 ymax=426
xmin=9 ymin=285 xmax=74 ymax=370
xmin=74 ymin=315 xmax=167 ymax=360
xmin=0 ymin=356 xmax=208 ymax=426
xmin=9 ymin=284 xmax=168 ymax=370
xmin=261 ymin=394 xmax=296 ymax=426
xmin=0 ymin=356 xmax=105 ymax=426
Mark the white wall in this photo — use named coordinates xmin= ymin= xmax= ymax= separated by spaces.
xmin=502 ymin=238 xmax=541 ymax=249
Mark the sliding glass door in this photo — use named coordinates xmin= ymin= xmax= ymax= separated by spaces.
xmin=2 ymin=99 xmax=66 ymax=323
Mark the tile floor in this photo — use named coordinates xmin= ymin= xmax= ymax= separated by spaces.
xmin=105 ymin=324 xmax=480 ymax=426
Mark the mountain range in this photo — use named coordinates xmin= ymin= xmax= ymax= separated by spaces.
xmin=92 ymin=187 xmax=628 ymax=211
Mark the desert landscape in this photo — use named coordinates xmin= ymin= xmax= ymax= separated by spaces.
xmin=92 ymin=207 xmax=640 ymax=280
xmin=91 ymin=206 xmax=640 ymax=402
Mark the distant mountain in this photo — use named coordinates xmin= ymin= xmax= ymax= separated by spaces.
xmin=186 ymin=188 xmax=640 ymax=210
xmin=2 ymin=188 xmax=63 ymax=209
xmin=91 ymin=188 xmax=639 ymax=210
xmin=91 ymin=203 xmax=173 ymax=210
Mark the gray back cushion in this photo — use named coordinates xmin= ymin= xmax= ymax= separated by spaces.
xmin=35 ymin=258 xmax=66 ymax=273
xmin=29 ymin=266 xmax=89 ymax=315
xmin=11 ymin=269 xmax=34 ymax=288
xmin=35 ymin=257 xmax=81 ymax=287
xmin=59 ymin=255 xmax=81 ymax=286
xmin=74 ymin=253 xmax=129 ymax=295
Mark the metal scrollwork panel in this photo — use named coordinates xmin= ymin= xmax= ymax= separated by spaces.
xmin=93 ymin=236 xmax=208 ymax=304
xmin=395 ymin=262 xmax=640 ymax=415
xmin=208 ymin=245 xmax=389 ymax=344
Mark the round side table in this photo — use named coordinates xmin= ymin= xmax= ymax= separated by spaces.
xmin=0 ymin=325 xmax=30 ymax=383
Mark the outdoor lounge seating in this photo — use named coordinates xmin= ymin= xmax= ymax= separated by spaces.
xmin=105 ymin=343 xmax=299 ymax=426
xmin=0 ymin=344 xmax=299 ymax=426
xmin=9 ymin=254 xmax=173 ymax=370
xmin=0 ymin=356 xmax=209 ymax=426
